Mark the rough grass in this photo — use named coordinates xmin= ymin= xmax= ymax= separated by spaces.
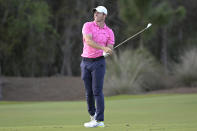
xmin=173 ymin=48 xmax=197 ymax=86
xmin=0 ymin=94 xmax=197 ymax=131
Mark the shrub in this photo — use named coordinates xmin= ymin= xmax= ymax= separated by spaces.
xmin=104 ymin=48 xmax=170 ymax=96
xmin=173 ymin=48 xmax=197 ymax=87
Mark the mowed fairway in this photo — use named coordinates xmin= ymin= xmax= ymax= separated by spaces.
xmin=0 ymin=94 xmax=197 ymax=131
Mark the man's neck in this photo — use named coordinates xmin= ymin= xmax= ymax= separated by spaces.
xmin=95 ymin=21 xmax=105 ymax=28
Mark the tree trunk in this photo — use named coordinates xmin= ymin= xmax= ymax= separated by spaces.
xmin=0 ymin=64 xmax=2 ymax=100
xmin=29 ymin=27 xmax=36 ymax=77
xmin=0 ymin=79 xmax=2 ymax=100
xmin=2 ymin=10 xmax=8 ymax=24
xmin=0 ymin=62 xmax=1 ymax=75
xmin=139 ymin=35 xmax=144 ymax=49
xmin=61 ymin=44 xmax=72 ymax=76
xmin=178 ymin=28 xmax=183 ymax=45
xmin=60 ymin=25 xmax=73 ymax=76
xmin=161 ymin=26 xmax=168 ymax=74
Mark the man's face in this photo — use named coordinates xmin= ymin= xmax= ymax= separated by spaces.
xmin=94 ymin=11 xmax=106 ymax=22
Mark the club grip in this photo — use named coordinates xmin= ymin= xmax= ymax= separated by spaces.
xmin=103 ymin=52 xmax=110 ymax=57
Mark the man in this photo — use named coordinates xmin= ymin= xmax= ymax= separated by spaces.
xmin=80 ymin=6 xmax=115 ymax=128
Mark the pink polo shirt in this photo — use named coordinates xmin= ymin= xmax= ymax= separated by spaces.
xmin=81 ymin=21 xmax=115 ymax=58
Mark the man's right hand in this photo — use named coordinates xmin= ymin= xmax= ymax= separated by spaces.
xmin=102 ymin=46 xmax=113 ymax=55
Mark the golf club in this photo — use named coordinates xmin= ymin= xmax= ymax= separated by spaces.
xmin=103 ymin=23 xmax=152 ymax=57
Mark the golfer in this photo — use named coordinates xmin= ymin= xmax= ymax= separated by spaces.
xmin=80 ymin=6 xmax=115 ymax=128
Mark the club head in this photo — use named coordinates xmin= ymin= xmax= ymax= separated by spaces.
xmin=147 ymin=23 xmax=152 ymax=28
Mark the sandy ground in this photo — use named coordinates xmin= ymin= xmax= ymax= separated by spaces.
xmin=0 ymin=77 xmax=197 ymax=101
xmin=1 ymin=77 xmax=85 ymax=101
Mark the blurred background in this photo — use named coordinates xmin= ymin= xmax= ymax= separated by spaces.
xmin=0 ymin=0 xmax=197 ymax=101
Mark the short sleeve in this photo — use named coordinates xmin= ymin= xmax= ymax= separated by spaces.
xmin=82 ymin=22 xmax=92 ymax=36
xmin=107 ymin=29 xmax=115 ymax=45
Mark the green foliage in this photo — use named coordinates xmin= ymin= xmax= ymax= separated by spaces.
xmin=118 ymin=0 xmax=186 ymax=55
xmin=0 ymin=0 xmax=58 ymax=76
xmin=152 ymin=3 xmax=186 ymax=26
xmin=174 ymin=6 xmax=186 ymax=21
xmin=151 ymin=2 xmax=174 ymax=25
xmin=0 ymin=0 xmax=195 ymax=78
xmin=173 ymin=48 xmax=197 ymax=86
xmin=119 ymin=0 xmax=154 ymax=33
xmin=104 ymin=48 xmax=169 ymax=95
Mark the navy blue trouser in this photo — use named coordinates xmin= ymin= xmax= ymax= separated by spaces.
xmin=80 ymin=58 xmax=105 ymax=121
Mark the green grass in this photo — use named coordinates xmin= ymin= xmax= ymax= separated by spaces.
xmin=0 ymin=94 xmax=197 ymax=131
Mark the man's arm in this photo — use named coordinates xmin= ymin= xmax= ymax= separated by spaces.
xmin=83 ymin=34 xmax=113 ymax=54
xmin=106 ymin=29 xmax=115 ymax=55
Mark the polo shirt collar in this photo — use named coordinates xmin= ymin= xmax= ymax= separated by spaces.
xmin=93 ymin=21 xmax=107 ymax=29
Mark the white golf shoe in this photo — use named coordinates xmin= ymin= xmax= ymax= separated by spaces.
xmin=84 ymin=120 xmax=105 ymax=128
xmin=84 ymin=114 xmax=104 ymax=128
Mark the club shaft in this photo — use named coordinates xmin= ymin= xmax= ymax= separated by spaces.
xmin=114 ymin=27 xmax=148 ymax=49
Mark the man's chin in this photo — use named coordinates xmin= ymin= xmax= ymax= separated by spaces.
xmin=95 ymin=19 xmax=103 ymax=22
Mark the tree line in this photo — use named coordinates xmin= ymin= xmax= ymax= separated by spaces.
xmin=0 ymin=0 xmax=196 ymax=77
